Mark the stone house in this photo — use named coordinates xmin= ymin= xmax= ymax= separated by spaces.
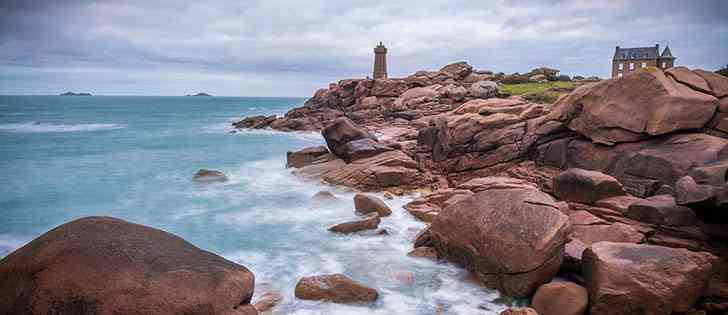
xmin=612 ymin=44 xmax=675 ymax=78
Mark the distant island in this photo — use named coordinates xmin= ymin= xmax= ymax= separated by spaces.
xmin=186 ymin=92 xmax=212 ymax=97
xmin=60 ymin=92 xmax=92 ymax=96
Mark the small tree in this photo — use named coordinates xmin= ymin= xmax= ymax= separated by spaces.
xmin=717 ymin=64 xmax=728 ymax=77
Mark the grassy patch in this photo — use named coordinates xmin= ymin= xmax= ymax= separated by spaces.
xmin=500 ymin=81 xmax=585 ymax=104
xmin=500 ymin=81 xmax=583 ymax=95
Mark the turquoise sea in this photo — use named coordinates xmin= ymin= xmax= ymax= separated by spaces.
xmin=0 ymin=96 xmax=511 ymax=314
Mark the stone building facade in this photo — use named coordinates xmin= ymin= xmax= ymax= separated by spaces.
xmin=612 ymin=44 xmax=675 ymax=78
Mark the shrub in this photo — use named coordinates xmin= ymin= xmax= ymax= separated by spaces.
xmin=717 ymin=64 xmax=728 ymax=77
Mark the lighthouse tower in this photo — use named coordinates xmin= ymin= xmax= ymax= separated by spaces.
xmin=373 ymin=42 xmax=387 ymax=79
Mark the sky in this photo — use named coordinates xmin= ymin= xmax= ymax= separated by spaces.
xmin=1 ymin=0 xmax=727 ymax=96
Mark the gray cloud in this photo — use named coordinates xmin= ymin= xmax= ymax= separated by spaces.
xmin=1 ymin=0 xmax=727 ymax=96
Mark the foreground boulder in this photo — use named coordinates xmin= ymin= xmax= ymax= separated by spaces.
xmin=430 ymin=183 xmax=570 ymax=297
xmin=583 ymin=242 xmax=716 ymax=315
xmin=550 ymin=68 xmax=718 ymax=145
xmin=531 ymin=281 xmax=588 ymax=315
xmin=0 ymin=216 xmax=257 ymax=315
xmin=193 ymin=169 xmax=229 ymax=182
xmin=294 ymin=274 xmax=378 ymax=303
xmin=554 ymin=168 xmax=626 ymax=204
xmin=353 ymin=193 xmax=392 ymax=216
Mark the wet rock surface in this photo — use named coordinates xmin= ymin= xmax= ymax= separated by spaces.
xmin=294 ymin=274 xmax=378 ymax=303
xmin=0 ymin=216 xmax=257 ymax=315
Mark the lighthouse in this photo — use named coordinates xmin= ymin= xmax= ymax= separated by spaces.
xmin=373 ymin=42 xmax=387 ymax=79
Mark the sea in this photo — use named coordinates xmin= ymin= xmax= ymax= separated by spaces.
xmin=0 ymin=95 xmax=516 ymax=314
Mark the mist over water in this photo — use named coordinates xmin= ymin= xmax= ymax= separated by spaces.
xmin=0 ymin=95 xmax=513 ymax=314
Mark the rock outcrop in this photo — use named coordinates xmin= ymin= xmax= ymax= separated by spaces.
xmin=554 ymin=168 xmax=626 ymax=204
xmin=550 ymin=68 xmax=718 ymax=145
xmin=583 ymin=242 xmax=716 ymax=315
xmin=0 ymin=217 xmax=257 ymax=315
xmin=429 ymin=181 xmax=570 ymax=297
xmin=294 ymin=274 xmax=378 ymax=303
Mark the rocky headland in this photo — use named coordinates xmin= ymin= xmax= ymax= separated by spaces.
xmin=234 ymin=62 xmax=728 ymax=314
xmin=2 ymin=62 xmax=728 ymax=314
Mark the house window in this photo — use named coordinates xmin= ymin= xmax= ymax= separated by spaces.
xmin=641 ymin=62 xmax=647 ymax=68
xmin=629 ymin=63 xmax=635 ymax=70
xmin=618 ymin=73 xmax=623 ymax=78
xmin=618 ymin=63 xmax=623 ymax=70
xmin=662 ymin=62 xmax=666 ymax=68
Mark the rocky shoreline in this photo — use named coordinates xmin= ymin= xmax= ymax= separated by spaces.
xmin=235 ymin=62 xmax=728 ymax=314
xmin=2 ymin=62 xmax=727 ymax=314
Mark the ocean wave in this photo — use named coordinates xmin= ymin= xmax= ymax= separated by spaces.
xmin=232 ymin=128 xmax=322 ymax=142
xmin=0 ymin=122 xmax=126 ymax=133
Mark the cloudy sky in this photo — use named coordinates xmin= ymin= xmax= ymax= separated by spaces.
xmin=1 ymin=0 xmax=727 ymax=96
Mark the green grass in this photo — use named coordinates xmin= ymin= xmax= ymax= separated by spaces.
xmin=500 ymin=81 xmax=583 ymax=96
xmin=500 ymin=81 xmax=585 ymax=104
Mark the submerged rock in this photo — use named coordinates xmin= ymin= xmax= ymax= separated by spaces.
xmin=407 ymin=246 xmax=439 ymax=260
xmin=353 ymin=193 xmax=392 ymax=216
xmin=294 ymin=274 xmax=378 ymax=303
xmin=500 ymin=308 xmax=539 ymax=315
xmin=193 ymin=168 xmax=229 ymax=182
xmin=0 ymin=216 xmax=257 ymax=315
xmin=253 ymin=291 xmax=283 ymax=314
xmin=328 ymin=214 xmax=381 ymax=233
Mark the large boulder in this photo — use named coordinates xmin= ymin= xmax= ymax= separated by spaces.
xmin=438 ymin=61 xmax=473 ymax=80
xmin=549 ymin=69 xmax=718 ymax=145
xmin=554 ymin=168 xmax=626 ymax=204
xmin=626 ymin=194 xmax=699 ymax=226
xmin=531 ymin=281 xmax=588 ymax=315
xmin=0 ymin=217 xmax=257 ymax=315
xmin=353 ymin=193 xmax=392 ymax=217
xmin=469 ymin=80 xmax=499 ymax=99
xmin=294 ymin=274 xmax=378 ymax=303
xmin=341 ymin=138 xmax=393 ymax=162
xmin=321 ymin=117 xmax=375 ymax=161
xmin=429 ymin=184 xmax=570 ymax=298
xmin=400 ymin=87 xmax=438 ymax=107
xmin=583 ymin=242 xmax=716 ymax=315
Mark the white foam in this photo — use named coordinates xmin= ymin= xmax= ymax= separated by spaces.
xmin=0 ymin=122 xmax=126 ymax=133
xmin=231 ymin=128 xmax=322 ymax=142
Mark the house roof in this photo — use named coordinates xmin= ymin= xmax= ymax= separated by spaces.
xmin=613 ymin=46 xmax=659 ymax=61
xmin=661 ymin=45 xmax=675 ymax=58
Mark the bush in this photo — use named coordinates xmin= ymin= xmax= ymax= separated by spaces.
xmin=717 ymin=64 xmax=728 ymax=77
